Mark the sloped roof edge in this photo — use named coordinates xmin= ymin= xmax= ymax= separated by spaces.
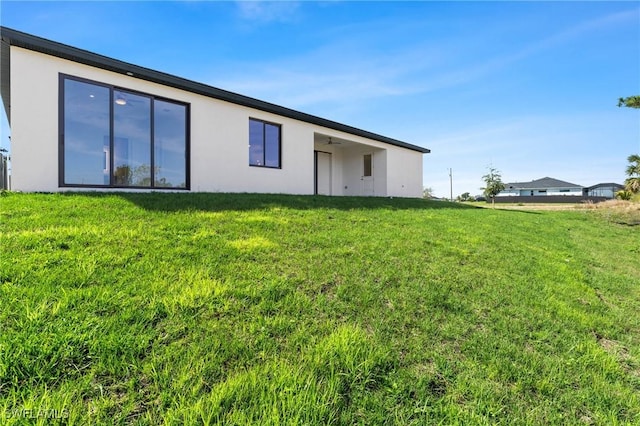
xmin=0 ymin=26 xmax=430 ymax=154
xmin=504 ymin=177 xmax=583 ymax=189
xmin=587 ymin=182 xmax=623 ymax=190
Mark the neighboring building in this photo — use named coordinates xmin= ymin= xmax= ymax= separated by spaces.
xmin=497 ymin=177 xmax=623 ymax=202
xmin=0 ymin=27 xmax=430 ymax=196
xmin=499 ymin=177 xmax=584 ymax=197
xmin=586 ymin=183 xmax=624 ymax=198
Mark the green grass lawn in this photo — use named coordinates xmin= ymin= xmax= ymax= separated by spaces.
xmin=1 ymin=192 xmax=639 ymax=425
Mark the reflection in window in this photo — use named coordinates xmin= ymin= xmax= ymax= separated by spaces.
xmin=155 ymin=100 xmax=187 ymax=188
xmin=249 ymin=118 xmax=281 ymax=168
xmin=114 ymin=91 xmax=151 ymax=186
xmin=61 ymin=75 xmax=189 ymax=189
xmin=63 ymin=79 xmax=110 ymax=185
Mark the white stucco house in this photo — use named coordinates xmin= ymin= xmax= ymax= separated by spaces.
xmin=0 ymin=27 xmax=430 ymax=197
xmin=498 ymin=177 xmax=584 ymax=197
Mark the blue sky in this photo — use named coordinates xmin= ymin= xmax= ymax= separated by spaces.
xmin=1 ymin=1 xmax=638 ymax=197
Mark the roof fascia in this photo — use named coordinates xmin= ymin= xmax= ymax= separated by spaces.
xmin=0 ymin=26 xmax=430 ymax=154
xmin=0 ymin=38 xmax=10 ymax=123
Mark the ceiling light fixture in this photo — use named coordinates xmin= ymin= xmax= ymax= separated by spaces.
xmin=115 ymin=95 xmax=127 ymax=106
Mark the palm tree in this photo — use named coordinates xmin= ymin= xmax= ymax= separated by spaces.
xmin=625 ymin=154 xmax=640 ymax=194
xmin=618 ymin=96 xmax=640 ymax=108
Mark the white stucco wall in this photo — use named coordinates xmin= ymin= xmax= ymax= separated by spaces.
xmin=517 ymin=188 xmax=582 ymax=196
xmin=499 ymin=187 xmax=583 ymax=197
xmin=546 ymin=188 xmax=582 ymax=196
xmin=9 ymin=46 xmax=425 ymax=197
xmin=385 ymin=145 xmax=423 ymax=197
xmin=10 ymin=47 xmax=59 ymax=192
xmin=497 ymin=190 xmax=519 ymax=197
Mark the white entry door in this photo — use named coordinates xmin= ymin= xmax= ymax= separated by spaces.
xmin=362 ymin=153 xmax=374 ymax=196
xmin=315 ymin=151 xmax=331 ymax=195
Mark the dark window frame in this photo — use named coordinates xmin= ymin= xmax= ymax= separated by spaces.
xmin=59 ymin=73 xmax=190 ymax=190
xmin=249 ymin=117 xmax=282 ymax=169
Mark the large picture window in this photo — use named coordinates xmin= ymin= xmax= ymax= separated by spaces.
xmin=60 ymin=75 xmax=189 ymax=189
xmin=249 ymin=118 xmax=281 ymax=168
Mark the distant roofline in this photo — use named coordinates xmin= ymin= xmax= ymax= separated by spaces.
xmin=587 ymin=182 xmax=623 ymax=190
xmin=504 ymin=176 xmax=583 ymax=189
xmin=0 ymin=26 xmax=430 ymax=154
xmin=503 ymin=178 xmax=624 ymax=191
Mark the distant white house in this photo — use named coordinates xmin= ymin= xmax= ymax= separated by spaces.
xmin=498 ymin=177 xmax=584 ymax=197
xmin=0 ymin=27 xmax=430 ymax=196
xmin=498 ymin=177 xmax=624 ymax=200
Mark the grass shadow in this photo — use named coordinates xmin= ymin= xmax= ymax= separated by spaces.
xmin=58 ymin=192 xmax=483 ymax=212
xmin=488 ymin=207 xmax=542 ymax=215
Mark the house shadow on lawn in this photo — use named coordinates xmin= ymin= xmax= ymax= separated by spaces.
xmin=65 ymin=192 xmax=488 ymax=213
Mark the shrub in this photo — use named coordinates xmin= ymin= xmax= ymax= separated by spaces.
xmin=616 ymin=190 xmax=633 ymax=200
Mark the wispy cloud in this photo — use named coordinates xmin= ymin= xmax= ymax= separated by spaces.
xmin=207 ymin=38 xmax=445 ymax=111
xmin=487 ymin=8 xmax=639 ymax=68
xmin=409 ymin=7 xmax=640 ymax=96
xmin=211 ymin=6 xmax=638 ymax=113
